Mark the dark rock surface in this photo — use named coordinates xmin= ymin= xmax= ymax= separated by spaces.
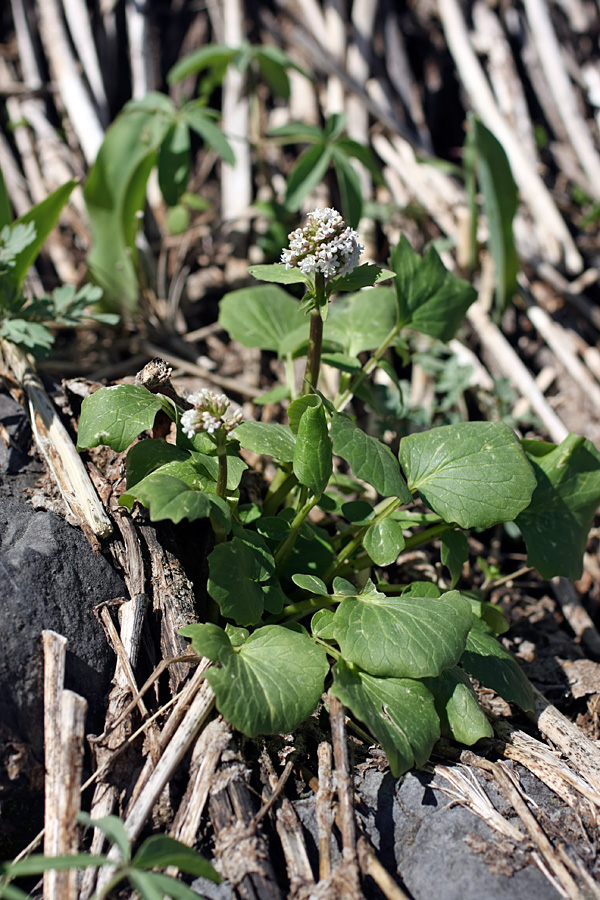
xmin=0 ymin=498 xmax=123 ymax=757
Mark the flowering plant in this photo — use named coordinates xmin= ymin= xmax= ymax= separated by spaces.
xmin=76 ymin=216 xmax=600 ymax=776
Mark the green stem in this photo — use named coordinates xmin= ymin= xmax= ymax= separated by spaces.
xmin=403 ymin=521 xmax=451 ymax=550
xmin=302 ymin=273 xmax=326 ymax=395
xmin=268 ymin=592 xmax=339 ymax=624
xmin=284 ymin=352 xmax=296 ymax=401
xmin=216 ymin=450 xmax=228 ymax=500
xmin=263 ymin=468 xmax=297 ymax=516
xmin=335 ymin=323 xmax=400 ymax=413
xmin=323 ymin=497 xmax=401 ymax=582
xmin=274 ymin=494 xmax=320 ymax=569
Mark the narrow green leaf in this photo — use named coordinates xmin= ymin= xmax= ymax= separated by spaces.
xmin=0 ymin=854 xmax=108 ymax=880
xmin=219 ymin=285 xmax=306 ymax=354
xmin=293 ymin=401 xmax=332 ymax=496
xmin=268 ymin=122 xmax=324 ymax=143
xmin=167 ymin=45 xmax=237 ymax=84
xmin=332 ymin=660 xmax=440 ymax=776
xmin=472 ymin=117 xmax=519 ymax=314
xmin=78 ymin=812 xmax=130 ymax=860
xmin=201 ymin=625 xmax=329 ymax=736
xmin=424 ymin=667 xmax=493 ymax=745
xmin=460 ymin=621 xmax=534 ymax=712
xmin=132 ymin=836 xmax=220 ymax=881
xmin=440 ymin=530 xmax=469 ymax=588
xmin=399 ymin=421 xmax=537 ymax=529
xmin=363 ymin=518 xmax=406 ymax=566
xmin=285 ymin=143 xmax=333 ymax=211
xmin=12 ymin=180 xmax=77 ymax=288
xmin=127 ymin=869 xmax=164 ymax=900
xmin=389 ymin=236 xmax=476 ymax=341
xmin=331 ymin=412 xmax=411 ymax=502
xmin=255 ymin=51 xmax=291 ymax=99
xmin=182 ymin=102 xmax=235 ymax=165
xmin=331 ymin=148 xmax=362 ymax=228
xmin=235 ymin=421 xmax=296 ymax=462
xmin=248 ymin=264 xmax=309 ymax=285
xmin=517 ymin=434 xmax=600 ymax=580
xmin=327 ymin=264 xmax=394 ymax=294
xmin=136 ymin=871 xmax=210 ymax=900
xmin=77 ymin=385 xmax=165 ymax=453
xmin=157 ymin=121 xmax=191 ymax=206
xmin=0 ymin=165 xmax=12 ymax=229
xmin=332 ymin=584 xmax=473 ymax=678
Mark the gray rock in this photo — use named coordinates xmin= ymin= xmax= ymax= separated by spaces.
xmin=0 ymin=499 xmax=123 ymax=757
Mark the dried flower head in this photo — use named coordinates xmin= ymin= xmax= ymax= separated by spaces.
xmin=281 ymin=207 xmax=363 ymax=280
xmin=181 ymin=389 xmax=243 ymax=439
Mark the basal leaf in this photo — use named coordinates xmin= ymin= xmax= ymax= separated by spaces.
xmin=389 ymin=236 xmax=476 ymax=341
xmin=125 ymin=439 xmax=190 ymax=488
xmin=332 ymin=660 xmax=440 ymax=776
xmin=208 ymin=535 xmax=275 ymax=625
xmin=440 ymin=530 xmax=469 ymax=588
xmin=201 ymin=624 xmax=329 ymax=736
xmin=516 ymin=434 xmax=600 ymax=580
xmin=331 ymin=412 xmax=411 ymax=502
xmin=122 ymin=474 xmax=212 ymax=523
xmin=332 ymin=585 xmax=473 ymax=678
xmin=399 ymin=421 xmax=536 ymax=529
xmin=77 ymin=385 xmax=165 ymax=452
xmin=325 ymin=288 xmax=397 ymax=356
xmin=363 ymin=518 xmax=406 ymax=566
xmin=460 ymin=620 xmax=534 ymax=712
xmin=121 ymin=457 xmax=215 ymax=507
xmin=293 ymin=401 xmax=332 ymax=496
xmin=235 ymin=421 xmax=296 ymax=462
xmin=219 ymin=285 xmax=306 ymax=355
xmin=424 ymin=667 xmax=493 ymax=745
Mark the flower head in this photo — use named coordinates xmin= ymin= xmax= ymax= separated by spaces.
xmin=181 ymin=389 xmax=243 ymax=440
xmin=281 ymin=207 xmax=363 ymax=280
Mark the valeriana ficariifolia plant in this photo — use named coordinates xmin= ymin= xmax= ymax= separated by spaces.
xmin=77 ymin=208 xmax=600 ymax=777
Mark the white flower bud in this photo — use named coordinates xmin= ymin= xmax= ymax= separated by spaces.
xmin=281 ymin=207 xmax=363 ymax=280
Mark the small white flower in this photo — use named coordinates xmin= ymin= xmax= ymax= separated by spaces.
xmin=181 ymin=389 xmax=243 ymax=438
xmin=280 ymin=207 xmax=363 ymax=280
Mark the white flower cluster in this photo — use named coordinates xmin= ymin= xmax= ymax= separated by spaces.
xmin=281 ymin=207 xmax=363 ymax=279
xmin=181 ymin=389 xmax=243 ymax=440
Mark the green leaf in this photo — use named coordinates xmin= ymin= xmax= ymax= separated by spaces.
xmin=208 ymin=535 xmax=275 ymax=625
xmin=331 ymin=412 xmax=411 ymax=502
xmin=78 ymin=812 xmax=130 ymax=860
xmin=331 ymin=147 xmax=362 ymax=227
xmin=181 ymin=101 xmax=235 ymax=165
xmin=268 ymin=121 xmax=324 ymax=143
xmin=389 ymin=236 xmax=476 ymax=341
xmin=293 ymin=401 xmax=332 ymax=496
xmin=133 ymin=871 xmax=209 ymax=900
xmin=124 ymin=474 xmax=212 ymax=523
xmin=363 ymin=518 xmax=406 ymax=566
xmin=399 ymin=421 xmax=537 ymax=529
xmin=0 ymin=165 xmax=11 ymax=229
xmin=248 ymin=264 xmax=309 ymax=285
xmin=311 ymin=608 xmax=336 ymax=639
xmin=0 ymin=853 xmax=108 ymax=881
xmin=157 ymin=120 xmax=191 ymax=206
xmin=180 ymin=621 xmax=233 ymax=662
xmin=254 ymin=384 xmax=290 ymax=405
xmin=466 ymin=596 xmax=509 ymax=636
xmin=285 ymin=143 xmax=333 ymax=211
xmin=235 ymin=421 xmax=296 ymax=462
xmin=327 ymin=264 xmax=395 ymax=295
xmin=516 ymin=434 xmax=600 ymax=580
xmin=77 ymin=385 xmax=166 ymax=453
xmin=255 ymin=50 xmax=291 ymax=99
xmin=132 ymin=836 xmax=220 ymax=881
xmin=472 ymin=117 xmax=519 ymax=314
xmin=84 ymin=95 xmax=175 ymax=309
xmin=460 ymin=620 xmax=534 ymax=712
xmin=288 ymin=394 xmax=320 ymax=434
xmin=255 ymin=516 xmax=291 ymax=541
xmin=440 ymin=530 xmax=469 ymax=588
xmin=424 ymin=667 xmax=493 ymax=745
xmin=325 ymin=288 xmax=397 ymax=356
xmin=126 ymin=869 xmax=165 ymax=900
xmin=167 ymin=44 xmax=237 ymax=83
xmin=12 ymin=180 xmax=78 ymax=289
xmin=332 ymin=584 xmax=473 ymax=678
xmin=0 ymin=319 xmax=54 ymax=355
xmin=332 ymin=660 xmax=440 ymax=776
xmin=219 ymin=285 xmax=306 ymax=355
xmin=292 ymin=573 xmax=328 ymax=594
xmin=125 ymin=439 xmax=190 ymax=488
xmin=195 ymin=624 xmax=329 ymax=736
